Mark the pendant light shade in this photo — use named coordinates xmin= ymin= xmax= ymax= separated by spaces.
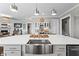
xmin=10 ymin=3 xmax=18 ymax=12
xmin=51 ymin=9 xmax=57 ymax=15
xmin=34 ymin=8 xmax=40 ymax=16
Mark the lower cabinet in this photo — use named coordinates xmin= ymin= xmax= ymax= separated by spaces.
xmin=0 ymin=46 xmax=4 ymax=56
xmin=4 ymin=45 xmax=21 ymax=56
xmin=53 ymin=45 xmax=66 ymax=56
xmin=3 ymin=44 xmax=79 ymax=56
xmin=5 ymin=51 xmax=21 ymax=56
xmin=66 ymin=45 xmax=79 ymax=56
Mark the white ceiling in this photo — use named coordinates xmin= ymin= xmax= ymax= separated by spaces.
xmin=0 ymin=3 xmax=78 ymax=20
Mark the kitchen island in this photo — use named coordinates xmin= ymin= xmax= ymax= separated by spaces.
xmin=0 ymin=35 xmax=79 ymax=56
xmin=0 ymin=34 xmax=79 ymax=44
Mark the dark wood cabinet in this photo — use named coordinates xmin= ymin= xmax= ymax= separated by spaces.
xmin=0 ymin=47 xmax=4 ymax=56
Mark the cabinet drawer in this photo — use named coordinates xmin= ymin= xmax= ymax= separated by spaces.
xmin=5 ymin=45 xmax=21 ymax=51
xmin=53 ymin=45 xmax=66 ymax=56
xmin=54 ymin=45 xmax=66 ymax=51
xmin=5 ymin=51 xmax=21 ymax=56
xmin=56 ymin=52 xmax=66 ymax=56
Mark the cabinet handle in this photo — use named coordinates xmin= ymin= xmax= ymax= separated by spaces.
xmin=70 ymin=49 xmax=79 ymax=51
xmin=9 ymin=48 xmax=17 ymax=49
xmin=59 ymin=48 xmax=65 ymax=49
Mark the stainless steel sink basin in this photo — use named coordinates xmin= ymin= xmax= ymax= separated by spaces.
xmin=25 ymin=39 xmax=53 ymax=54
xmin=27 ymin=40 xmax=51 ymax=44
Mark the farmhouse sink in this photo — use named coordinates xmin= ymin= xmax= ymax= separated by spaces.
xmin=25 ymin=39 xmax=53 ymax=54
xmin=27 ymin=39 xmax=51 ymax=44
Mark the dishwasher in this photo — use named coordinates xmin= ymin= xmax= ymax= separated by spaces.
xmin=66 ymin=45 xmax=79 ymax=56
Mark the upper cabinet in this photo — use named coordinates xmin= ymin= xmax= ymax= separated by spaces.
xmin=27 ymin=22 xmax=50 ymax=34
xmin=0 ymin=17 xmax=11 ymax=37
xmin=50 ymin=19 xmax=60 ymax=34
xmin=26 ymin=16 xmax=60 ymax=35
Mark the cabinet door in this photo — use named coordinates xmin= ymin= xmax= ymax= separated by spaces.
xmin=4 ymin=45 xmax=21 ymax=56
xmin=54 ymin=45 xmax=66 ymax=56
xmin=50 ymin=19 xmax=59 ymax=34
xmin=5 ymin=51 xmax=21 ymax=56
xmin=4 ymin=45 xmax=21 ymax=51
xmin=0 ymin=46 xmax=4 ymax=56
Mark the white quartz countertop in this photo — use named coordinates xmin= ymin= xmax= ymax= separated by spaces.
xmin=0 ymin=35 xmax=79 ymax=44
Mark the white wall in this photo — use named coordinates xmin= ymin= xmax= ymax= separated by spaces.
xmin=60 ymin=5 xmax=79 ymax=39
xmin=73 ymin=16 xmax=79 ymax=39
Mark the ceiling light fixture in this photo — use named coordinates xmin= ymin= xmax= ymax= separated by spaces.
xmin=34 ymin=8 xmax=40 ymax=16
xmin=10 ymin=3 xmax=18 ymax=12
xmin=51 ymin=9 xmax=57 ymax=15
xmin=34 ymin=1 xmax=40 ymax=16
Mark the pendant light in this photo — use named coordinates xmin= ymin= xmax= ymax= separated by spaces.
xmin=34 ymin=8 xmax=40 ymax=15
xmin=51 ymin=9 xmax=57 ymax=15
xmin=34 ymin=3 xmax=40 ymax=16
xmin=10 ymin=3 xmax=18 ymax=12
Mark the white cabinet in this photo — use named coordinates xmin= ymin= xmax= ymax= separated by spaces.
xmin=53 ymin=45 xmax=66 ymax=56
xmin=27 ymin=22 xmax=50 ymax=34
xmin=5 ymin=51 xmax=21 ymax=56
xmin=4 ymin=45 xmax=21 ymax=51
xmin=4 ymin=45 xmax=21 ymax=56
xmin=50 ymin=19 xmax=59 ymax=34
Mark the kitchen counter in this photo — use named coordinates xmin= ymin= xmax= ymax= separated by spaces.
xmin=49 ymin=35 xmax=79 ymax=44
xmin=0 ymin=35 xmax=29 ymax=44
xmin=0 ymin=34 xmax=79 ymax=44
